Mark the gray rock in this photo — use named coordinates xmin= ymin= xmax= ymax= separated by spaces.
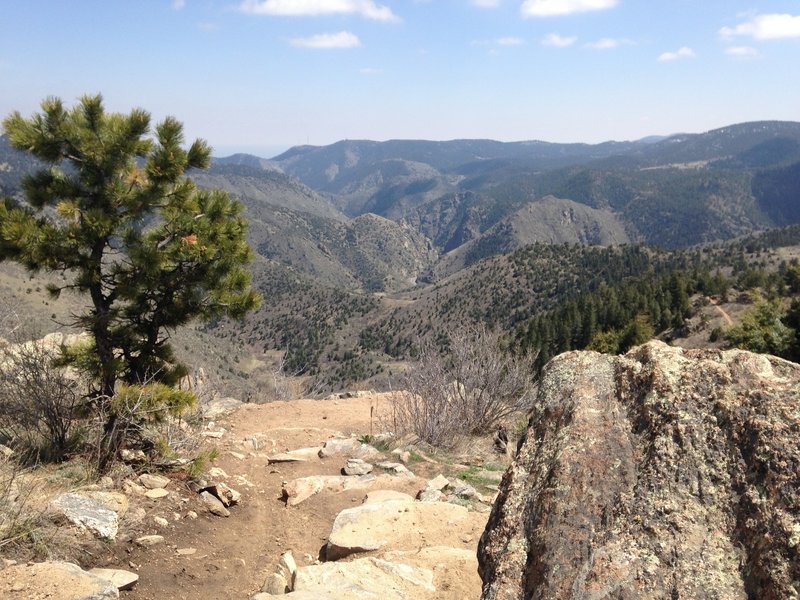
xmin=391 ymin=448 xmax=411 ymax=464
xmin=262 ymin=572 xmax=287 ymax=594
xmin=202 ymin=482 xmax=241 ymax=507
xmin=202 ymin=396 xmax=243 ymax=418
xmin=51 ymin=493 xmax=119 ymax=540
xmin=137 ymin=473 xmax=170 ymax=489
xmin=416 ymin=489 xmax=444 ymax=503
xmin=280 ymin=551 xmax=298 ymax=591
xmin=478 ymin=341 xmax=800 ymax=600
xmin=426 ymin=474 xmax=450 ymax=491
xmin=88 ymin=568 xmax=138 ymax=591
xmin=120 ymin=449 xmax=146 ymax=462
xmin=375 ymin=461 xmax=414 ymax=478
xmin=450 ymin=482 xmax=477 ymax=498
xmin=350 ymin=443 xmax=382 ymax=461
xmin=318 ymin=438 xmax=360 ymax=458
xmin=342 ymin=458 xmax=373 ymax=476
xmin=135 ymin=535 xmax=164 ymax=547
xmin=143 ymin=488 xmax=169 ymax=499
xmin=200 ymin=490 xmax=230 ymax=517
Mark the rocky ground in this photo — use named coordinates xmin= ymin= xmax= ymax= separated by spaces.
xmin=0 ymin=392 xmax=503 ymax=599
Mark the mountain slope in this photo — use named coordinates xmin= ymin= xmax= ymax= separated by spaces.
xmin=432 ymin=196 xmax=630 ymax=277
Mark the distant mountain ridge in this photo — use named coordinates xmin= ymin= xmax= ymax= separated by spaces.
xmin=2 ymin=120 xmax=800 ymax=289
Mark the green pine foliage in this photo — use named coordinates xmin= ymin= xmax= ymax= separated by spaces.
xmin=0 ymin=94 xmax=261 ymax=470
xmin=724 ymin=293 xmax=793 ymax=356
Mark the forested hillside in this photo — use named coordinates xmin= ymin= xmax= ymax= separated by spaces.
xmin=3 ymin=122 xmax=800 ymax=394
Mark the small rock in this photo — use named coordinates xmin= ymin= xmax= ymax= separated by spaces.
xmin=208 ymin=467 xmax=228 ymax=479
xmin=89 ymin=567 xmax=139 ymax=591
xmin=318 ymin=438 xmax=360 ymax=458
xmin=135 ymin=535 xmax=165 ymax=547
xmin=426 ymin=474 xmax=450 ymax=491
xmin=138 ymin=473 xmax=170 ymax=489
xmin=153 ymin=516 xmax=169 ymax=527
xmin=120 ymin=448 xmax=146 ymax=462
xmin=188 ymin=479 xmax=209 ymax=493
xmin=202 ymin=396 xmax=242 ymax=418
xmin=177 ymin=548 xmax=197 ymax=556
xmin=280 ymin=551 xmax=298 ymax=591
xmin=122 ymin=480 xmax=148 ymax=496
xmin=186 ymin=511 xmax=198 ymax=519
xmin=343 ymin=458 xmax=373 ymax=476
xmin=203 ymin=482 xmax=241 ymax=507
xmin=450 ymin=483 xmax=478 ymax=498
xmin=201 ymin=429 xmax=225 ymax=438
xmin=391 ymin=448 xmax=411 ymax=464
xmin=124 ymin=507 xmax=147 ymax=525
xmin=144 ymin=488 xmax=169 ymax=499
xmin=229 ymin=451 xmax=246 ymax=460
xmin=375 ymin=461 xmax=414 ymax=478
xmin=262 ymin=572 xmax=288 ymax=594
xmin=417 ymin=489 xmax=444 ymax=502
xmin=200 ymin=491 xmax=230 ymax=517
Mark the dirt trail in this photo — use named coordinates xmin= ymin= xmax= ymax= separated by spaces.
xmin=710 ymin=299 xmax=734 ymax=326
xmin=97 ymin=394 xmax=487 ymax=599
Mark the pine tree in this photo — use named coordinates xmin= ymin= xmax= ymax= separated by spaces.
xmin=1 ymin=94 xmax=261 ymax=469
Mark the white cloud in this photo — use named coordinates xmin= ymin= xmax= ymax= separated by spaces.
xmin=584 ymin=37 xmax=631 ymax=49
xmin=541 ymin=33 xmax=577 ymax=47
xmin=197 ymin=22 xmax=219 ymax=32
xmin=472 ymin=0 xmax=501 ymax=7
xmin=720 ymin=13 xmax=800 ymax=40
xmin=725 ymin=46 xmax=760 ymax=58
xmin=240 ymin=0 xmax=400 ymax=22
xmin=497 ymin=36 xmax=525 ymax=46
xmin=522 ymin=0 xmax=617 ymax=18
xmin=172 ymin=0 xmax=186 ymax=8
xmin=290 ymin=31 xmax=362 ymax=48
xmin=657 ymin=46 xmax=695 ymax=62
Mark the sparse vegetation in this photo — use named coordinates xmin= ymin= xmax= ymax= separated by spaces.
xmin=0 ymin=335 xmax=82 ymax=463
xmin=391 ymin=325 xmax=536 ymax=448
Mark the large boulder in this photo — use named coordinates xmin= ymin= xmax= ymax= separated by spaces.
xmin=326 ymin=495 xmax=481 ymax=561
xmin=478 ymin=342 xmax=800 ymax=600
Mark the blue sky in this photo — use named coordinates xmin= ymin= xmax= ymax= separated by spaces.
xmin=1 ymin=0 xmax=799 ymax=157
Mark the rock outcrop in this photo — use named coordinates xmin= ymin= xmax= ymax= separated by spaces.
xmin=478 ymin=341 xmax=800 ymax=600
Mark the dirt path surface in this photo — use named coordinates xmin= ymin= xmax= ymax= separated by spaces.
xmin=709 ymin=298 xmax=734 ymax=326
xmin=94 ymin=394 xmax=489 ymax=599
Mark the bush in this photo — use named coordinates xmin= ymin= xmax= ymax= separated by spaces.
xmin=391 ymin=325 xmax=537 ymax=448
xmin=0 ymin=337 xmax=82 ymax=463
xmin=0 ymin=454 xmax=47 ymax=557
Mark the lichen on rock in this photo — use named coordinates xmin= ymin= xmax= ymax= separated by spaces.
xmin=478 ymin=341 xmax=800 ymax=600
